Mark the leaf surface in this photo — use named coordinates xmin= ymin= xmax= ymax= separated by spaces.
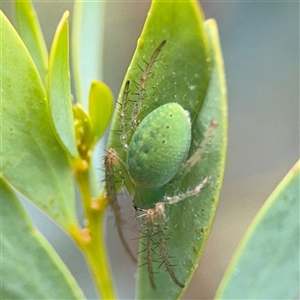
xmin=48 ymin=11 xmax=78 ymax=158
xmin=107 ymin=0 xmax=227 ymax=298
xmin=136 ymin=18 xmax=227 ymax=299
xmin=89 ymin=80 xmax=114 ymax=142
xmin=0 ymin=178 xmax=84 ymax=300
xmin=215 ymin=160 xmax=300 ymax=299
xmin=0 ymin=12 xmax=77 ymax=229
xmin=14 ymin=0 xmax=48 ymax=86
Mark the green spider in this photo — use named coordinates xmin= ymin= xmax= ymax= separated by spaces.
xmin=104 ymin=41 xmax=217 ymax=289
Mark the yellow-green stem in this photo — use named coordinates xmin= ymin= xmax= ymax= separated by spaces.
xmin=75 ymin=168 xmax=116 ymax=299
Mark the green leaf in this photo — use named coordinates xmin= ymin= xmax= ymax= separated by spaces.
xmin=136 ymin=18 xmax=227 ymax=299
xmin=215 ymin=160 xmax=300 ymax=299
xmin=48 ymin=11 xmax=78 ymax=158
xmin=0 ymin=11 xmax=77 ymax=229
xmin=0 ymin=177 xmax=85 ymax=299
xmin=88 ymin=80 xmax=114 ymax=142
xmin=107 ymin=0 xmax=227 ymax=298
xmin=14 ymin=0 xmax=48 ymax=86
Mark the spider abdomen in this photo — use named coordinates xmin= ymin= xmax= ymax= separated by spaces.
xmin=127 ymin=102 xmax=191 ymax=188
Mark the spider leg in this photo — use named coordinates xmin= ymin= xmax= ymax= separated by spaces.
xmin=118 ymin=80 xmax=131 ymax=150
xmin=165 ymin=177 xmax=208 ymax=205
xmin=145 ymin=209 xmax=157 ymax=289
xmin=131 ymin=40 xmax=167 ymax=126
xmin=178 ymin=120 xmax=218 ymax=180
xmin=154 ymin=202 xmax=185 ymax=288
xmin=104 ymin=149 xmax=137 ymax=263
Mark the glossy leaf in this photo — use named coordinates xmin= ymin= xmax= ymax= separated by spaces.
xmin=14 ymin=0 xmax=48 ymax=86
xmin=215 ymin=160 xmax=300 ymax=299
xmin=136 ymin=18 xmax=227 ymax=299
xmin=106 ymin=0 xmax=227 ymax=298
xmin=48 ymin=11 xmax=78 ymax=158
xmin=0 ymin=12 xmax=77 ymax=229
xmin=0 ymin=177 xmax=84 ymax=299
xmin=88 ymin=80 xmax=114 ymax=142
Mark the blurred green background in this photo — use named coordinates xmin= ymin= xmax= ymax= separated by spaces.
xmin=2 ymin=1 xmax=299 ymax=299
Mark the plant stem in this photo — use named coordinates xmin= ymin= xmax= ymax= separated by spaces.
xmin=74 ymin=168 xmax=116 ymax=299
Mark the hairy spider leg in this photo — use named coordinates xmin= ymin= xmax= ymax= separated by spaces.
xmin=153 ymin=202 xmax=185 ymax=288
xmin=178 ymin=120 xmax=218 ymax=179
xmin=104 ymin=149 xmax=137 ymax=263
xmin=118 ymin=80 xmax=131 ymax=150
xmin=165 ymin=177 xmax=208 ymax=205
xmin=140 ymin=177 xmax=208 ymax=288
xmin=131 ymin=40 xmax=167 ymax=127
xmin=139 ymin=203 xmax=185 ymax=288
xmin=161 ymin=121 xmax=217 ymax=205
xmin=145 ymin=209 xmax=157 ymax=289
